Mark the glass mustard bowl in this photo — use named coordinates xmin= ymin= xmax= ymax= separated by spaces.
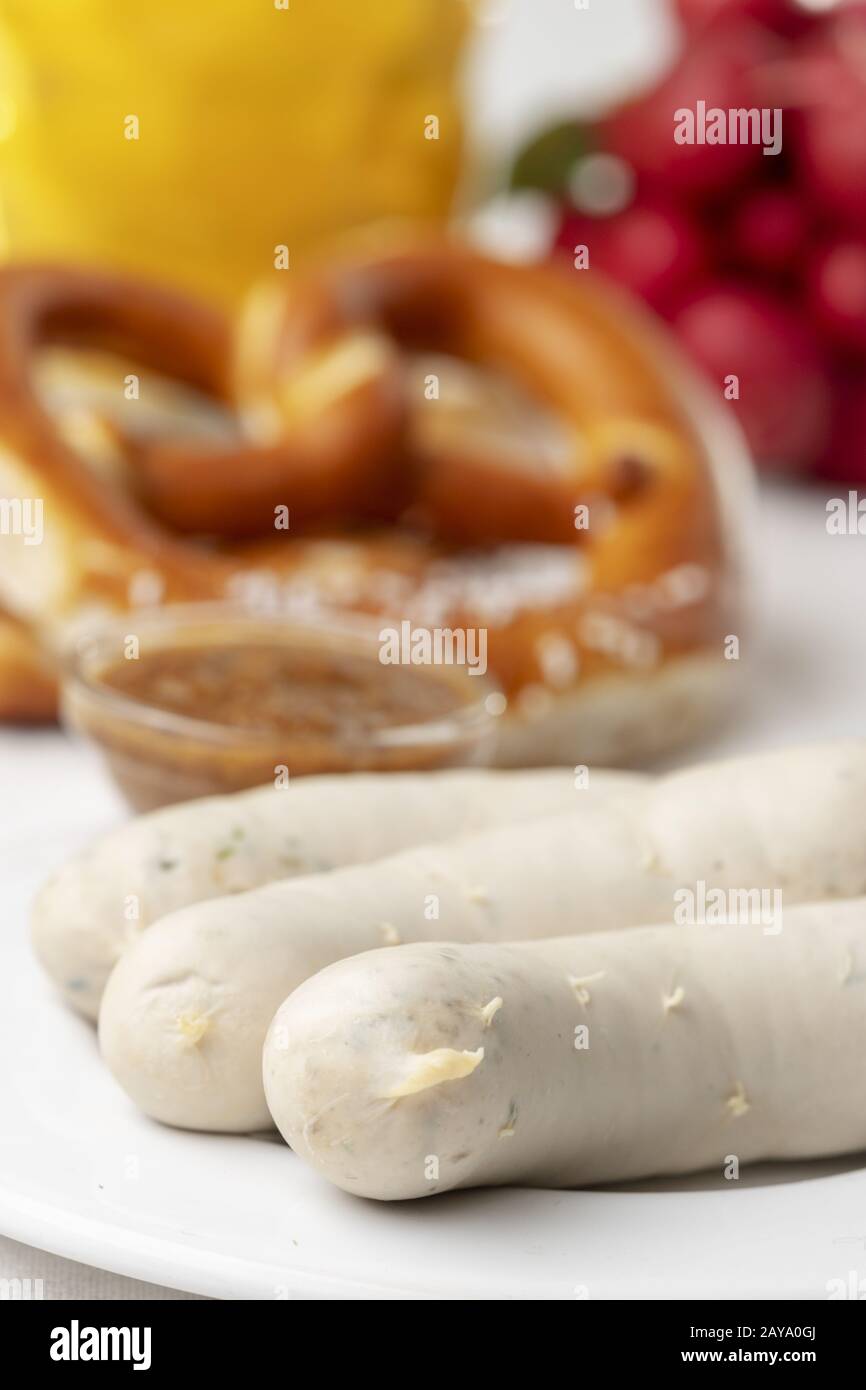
xmin=61 ymin=605 xmax=499 ymax=811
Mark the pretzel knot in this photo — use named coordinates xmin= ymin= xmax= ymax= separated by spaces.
xmin=0 ymin=248 xmax=746 ymax=762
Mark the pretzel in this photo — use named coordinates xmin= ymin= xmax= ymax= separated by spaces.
xmin=0 ymin=263 xmax=398 ymax=625
xmin=0 ymin=606 xmax=56 ymax=722
xmin=132 ymin=245 xmax=716 ymax=549
xmin=231 ymin=245 xmax=717 ymax=552
xmin=0 ymin=255 xmax=746 ymax=763
xmin=136 ymin=281 xmax=407 ymax=537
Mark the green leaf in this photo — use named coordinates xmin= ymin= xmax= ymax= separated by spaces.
xmin=508 ymin=120 xmax=594 ymax=195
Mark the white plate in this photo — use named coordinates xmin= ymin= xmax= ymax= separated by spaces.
xmin=2 ymin=487 xmax=866 ymax=1300
xmin=2 ymin=861 xmax=866 ymax=1300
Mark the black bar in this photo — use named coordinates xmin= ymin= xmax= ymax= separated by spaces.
xmin=6 ymin=1298 xmax=861 ymax=1372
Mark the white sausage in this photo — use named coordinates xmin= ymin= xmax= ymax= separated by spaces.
xmin=98 ymin=803 xmax=661 ymax=1131
xmin=99 ymin=740 xmax=866 ymax=1132
xmin=34 ymin=766 xmax=613 ymax=1018
xmin=263 ymin=899 xmax=866 ymax=1199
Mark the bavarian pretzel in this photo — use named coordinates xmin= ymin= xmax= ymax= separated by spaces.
xmin=0 ymin=252 xmax=746 ymax=763
xmin=231 ymin=246 xmax=744 ymax=768
xmin=0 ymin=263 xmax=232 ymax=623
xmin=137 ymin=277 xmax=407 ymax=536
xmin=234 ymin=245 xmax=714 ymax=550
xmin=0 ymin=605 xmax=56 ymax=722
xmin=0 ymin=264 xmax=391 ymax=634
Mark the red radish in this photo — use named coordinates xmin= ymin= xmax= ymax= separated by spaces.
xmin=553 ymin=198 xmax=705 ymax=311
xmin=728 ymin=185 xmax=810 ymax=276
xmin=674 ymin=0 xmax=817 ymax=38
xmin=792 ymin=8 xmax=866 ymax=230
xmin=597 ymin=20 xmax=779 ymax=202
xmin=669 ymin=283 xmax=832 ymax=471
xmin=814 ymin=373 xmax=866 ymax=484
xmin=808 ymin=238 xmax=866 ymax=356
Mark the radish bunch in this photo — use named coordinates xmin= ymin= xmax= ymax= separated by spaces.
xmin=517 ymin=0 xmax=866 ymax=480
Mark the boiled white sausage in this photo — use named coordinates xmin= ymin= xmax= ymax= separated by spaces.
xmin=263 ymin=899 xmax=866 ymax=1199
xmin=99 ymin=741 xmax=866 ymax=1131
xmin=35 ymin=766 xmax=608 ymax=1018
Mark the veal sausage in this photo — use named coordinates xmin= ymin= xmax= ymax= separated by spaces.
xmin=99 ymin=741 xmax=866 ymax=1131
xmin=34 ymin=766 xmax=613 ymax=1018
xmin=263 ymin=899 xmax=866 ymax=1199
xmin=98 ymin=801 xmax=663 ymax=1131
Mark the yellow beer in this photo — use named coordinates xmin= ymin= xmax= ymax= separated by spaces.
xmin=0 ymin=0 xmax=468 ymax=303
